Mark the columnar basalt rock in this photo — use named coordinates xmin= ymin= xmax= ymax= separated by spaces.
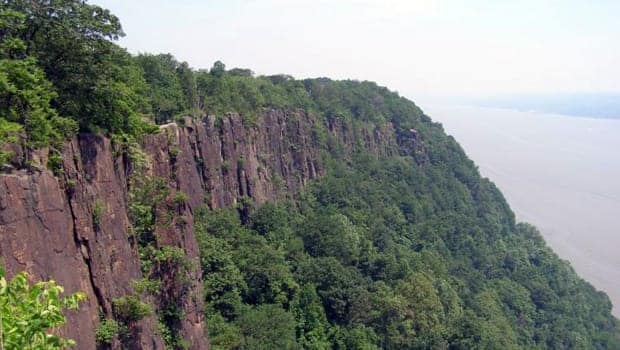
xmin=0 ymin=109 xmax=400 ymax=349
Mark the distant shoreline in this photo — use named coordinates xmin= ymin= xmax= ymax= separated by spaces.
xmin=467 ymin=93 xmax=620 ymax=120
xmin=474 ymin=104 xmax=620 ymax=121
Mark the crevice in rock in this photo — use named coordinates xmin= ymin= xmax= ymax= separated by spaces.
xmin=244 ymin=170 xmax=253 ymax=198
xmin=66 ymin=185 xmax=107 ymax=314
xmin=82 ymin=240 xmax=107 ymax=314
xmin=218 ymin=118 xmax=227 ymax=164
xmin=188 ymin=122 xmax=207 ymax=192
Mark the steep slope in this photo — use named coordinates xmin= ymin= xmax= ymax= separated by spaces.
xmin=192 ymin=86 xmax=620 ymax=348
xmin=0 ymin=109 xmax=398 ymax=348
xmin=2 ymin=1 xmax=618 ymax=348
xmin=2 ymin=94 xmax=618 ymax=348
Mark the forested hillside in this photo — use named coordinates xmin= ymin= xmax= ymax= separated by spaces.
xmin=0 ymin=1 xmax=618 ymax=349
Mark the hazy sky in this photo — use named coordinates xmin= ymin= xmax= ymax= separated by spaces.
xmin=94 ymin=0 xmax=620 ymax=98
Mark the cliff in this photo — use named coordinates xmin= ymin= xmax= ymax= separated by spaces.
xmin=0 ymin=109 xmax=399 ymax=349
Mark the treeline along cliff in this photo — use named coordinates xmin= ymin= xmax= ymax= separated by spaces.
xmin=0 ymin=1 xmax=618 ymax=349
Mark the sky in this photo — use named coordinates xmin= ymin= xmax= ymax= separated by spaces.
xmin=94 ymin=0 xmax=620 ymax=99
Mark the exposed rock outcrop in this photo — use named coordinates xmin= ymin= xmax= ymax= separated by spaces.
xmin=0 ymin=109 xmax=400 ymax=349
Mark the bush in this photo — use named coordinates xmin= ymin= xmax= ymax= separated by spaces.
xmin=95 ymin=319 xmax=121 ymax=345
xmin=0 ymin=149 xmax=14 ymax=167
xmin=173 ymin=191 xmax=189 ymax=206
xmin=47 ymin=151 xmax=63 ymax=176
xmin=112 ymin=295 xmax=153 ymax=323
xmin=0 ymin=118 xmax=22 ymax=165
xmin=92 ymin=200 xmax=105 ymax=228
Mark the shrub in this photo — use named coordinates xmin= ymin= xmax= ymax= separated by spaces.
xmin=92 ymin=200 xmax=105 ymax=228
xmin=111 ymin=133 xmax=149 ymax=171
xmin=0 ymin=118 xmax=22 ymax=165
xmin=112 ymin=295 xmax=153 ymax=323
xmin=95 ymin=319 xmax=121 ymax=345
xmin=47 ymin=152 xmax=63 ymax=176
xmin=173 ymin=191 xmax=189 ymax=206
xmin=169 ymin=146 xmax=181 ymax=160
xmin=0 ymin=149 xmax=13 ymax=166
xmin=133 ymin=278 xmax=161 ymax=295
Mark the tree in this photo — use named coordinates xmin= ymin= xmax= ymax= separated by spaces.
xmin=0 ymin=267 xmax=86 ymax=349
xmin=237 ymin=304 xmax=300 ymax=350
xmin=301 ymin=212 xmax=362 ymax=265
xmin=293 ymin=284 xmax=331 ymax=350
xmin=176 ymin=61 xmax=198 ymax=114
xmin=0 ymin=7 xmax=77 ymax=157
xmin=210 ymin=61 xmax=226 ymax=78
xmin=134 ymin=53 xmax=185 ymax=123
xmin=2 ymin=0 xmax=151 ymax=136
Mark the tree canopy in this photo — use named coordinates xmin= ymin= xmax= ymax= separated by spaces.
xmin=196 ymin=148 xmax=620 ymax=349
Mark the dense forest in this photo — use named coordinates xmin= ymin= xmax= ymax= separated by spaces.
xmin=1 ymin=1 xmax=619 ymax=349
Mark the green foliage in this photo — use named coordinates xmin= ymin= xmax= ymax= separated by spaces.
xmin=205 ymin=313 xmax=242 ymax=350
xmin=95 ymin=318 xmax=121 ymax=345
xmin=112 ymin=295 xmax=152 ymax=323
xmin=0 ymin=1 xmax=155 ymax=161
xmin=134 ymin=53 xmax=198 ymax=123
xmin=157 ymin=319 xmax=189 ymax=350
xmin=0 ymin=267 xmax=86 ymax=349
xmin=139 ymin=245 xmax=192 ymax=292
xmin=1 ymin=0 xmax=428 ymax=167
xmin=173 ymin=191 xmax=189 ymax=206
xmin=301 ymin=211 xmax=362 ymax=265
xmin=47 ymin=151 xmax=63 ymax=176
xmin=128 ymin=176 xmax=168 ymax=248
xmin=126 ymin=171 xmax=195 ymax=349
xmin=0 ymin=7 xmax=77 ymax=152
xmin=190 ymin=61 xmax=429 ymax=134
xmin=92 ymin=200 xmax=105 ymax=228
xmin=133 ymin=278 xmax=161 ymax=296
xmin=294 ymin=284 xmax=331 ymax=349
xmin=195 ymin=65 xmax=312 ymax=119
xmin=0 ymin=118 xmax=21 ymax=146
xmin=194 ymin=107 xmax=620 ymax=349
xmin=0 ymin=149 xmax=13 ymax=166
xmin=0 ymin=0 xmax=429 ymax=161
xmin=3 ymin=0 xmax=147 ymax=132
xmin=112 ymin=133 xmax=150 ymax=170
xmin=0 ymin=55 xmax=77 ymax=148
xmin=237 ymin=304 xmax=300 ymax=350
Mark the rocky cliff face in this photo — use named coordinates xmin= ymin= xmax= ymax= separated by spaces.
xmin=0 ymin=109 xmax=399 ymax=349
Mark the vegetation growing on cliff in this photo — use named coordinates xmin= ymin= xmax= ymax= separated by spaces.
xmin=191 ymin=65 xmax=619 ymax=348
xmin=126 ymin=166 xmax=195 ymax=349
xmin=195 ymin=150 xmax=620 ymax=349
